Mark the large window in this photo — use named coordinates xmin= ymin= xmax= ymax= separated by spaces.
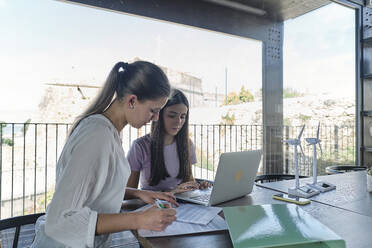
xmin=283 ymin=3 xmax=356 ymax=175
xmin=0 ymin=0 xmax=262 ymax=218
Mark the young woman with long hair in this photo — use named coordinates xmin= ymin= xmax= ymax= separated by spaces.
xmin=127 ymin=89 xmax=211 ymax=193
xmin=31 ymin=61 xmax=177 ymax=248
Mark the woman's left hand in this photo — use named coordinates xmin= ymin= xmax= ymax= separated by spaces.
xmin=137 ymin=190 xmax=179 ymax=207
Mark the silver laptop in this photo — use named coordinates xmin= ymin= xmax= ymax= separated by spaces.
xmin=175 ymin=150 xmax=262 ymax=206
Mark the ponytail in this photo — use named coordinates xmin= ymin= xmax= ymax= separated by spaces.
xmin=69 ymin=61 xmax=170 ymax=136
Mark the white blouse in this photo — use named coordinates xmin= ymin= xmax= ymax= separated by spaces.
xmin=32 ymin=114 xmax=131 ymax=248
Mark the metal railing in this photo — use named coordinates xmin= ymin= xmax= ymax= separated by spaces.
xmin=0 ymin=122 xmax=355 ymax=219
xmin=283 ymin=125 xmax=355 ymax=176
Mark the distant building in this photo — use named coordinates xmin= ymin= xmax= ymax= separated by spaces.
xmin=38 ymin=83 xmax=100 ymax=123
xmin=131 ymin=57 xmax=204 ymax=107
xmin=38 ymin=60 xmax=212 ymax=123
xmin=203 ymin=91 xmax=225 ymax=107
xmin=159 ymin=65 xmax=203 ymax=108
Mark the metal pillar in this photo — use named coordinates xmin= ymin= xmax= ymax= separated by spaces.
xmin=262 ymin=23 xmax=284 ymax=174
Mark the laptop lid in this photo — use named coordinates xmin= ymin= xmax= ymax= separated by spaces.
xmin=176 ymin=150 xmax=262 ymax=206
xmin=209 ymin=150 xmax=262 ymax=205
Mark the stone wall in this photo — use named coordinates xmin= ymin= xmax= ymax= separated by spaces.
xmin=38 ymin=84 xmax=98 ymax=123
xmin=37 ymin=66 xmax=205 ymax=123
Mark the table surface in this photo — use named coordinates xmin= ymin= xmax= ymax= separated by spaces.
xmin=256 ymin=171 xmax=372 ymax=217
xmin=125 ymin=177 xmax=372 ymax=248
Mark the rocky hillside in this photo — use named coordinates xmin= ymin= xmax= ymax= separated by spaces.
xmin=35 ymin=84 xmax=355 ymax=127
xmin=189 ymin=93 xmax=355 ymax=127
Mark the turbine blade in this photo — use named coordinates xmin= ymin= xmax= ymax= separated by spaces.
xmin=298 ymin=125 xmax=305 ymax=139
xmin=318 ymin=143 xmax=323 ymax=155
xmin=299 ymin=144 xmax=305 ymax=157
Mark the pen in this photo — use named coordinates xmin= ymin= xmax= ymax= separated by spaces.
xmin=155 ymin=199 xmax=167 ymax=209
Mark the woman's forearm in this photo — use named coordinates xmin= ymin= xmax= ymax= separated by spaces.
xmin=124 ymin=187 xmax=141 ymax=199
xmin=96 ymin=212 xmax=141 ymax=235
xmin=97 ymin=206 xmax=177 ymax=235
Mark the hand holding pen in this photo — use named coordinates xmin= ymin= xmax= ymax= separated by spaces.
xmin=140 ymin=201 xmax=177 ymax=231
xmin=155 ymin=199 xmax=171 ymax=209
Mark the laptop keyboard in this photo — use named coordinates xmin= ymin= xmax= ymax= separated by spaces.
xmin=191 ymin=194 xmax=211 ymax=203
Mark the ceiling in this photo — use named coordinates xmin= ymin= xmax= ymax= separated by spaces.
xmin=61 ymin=0 xmax=367 ymax=23
xmin=203 ymin=0 xmax=332 ymax=21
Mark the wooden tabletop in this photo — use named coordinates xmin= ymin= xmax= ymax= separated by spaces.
xmin=123 ymin=182 xmax=372 ymax=248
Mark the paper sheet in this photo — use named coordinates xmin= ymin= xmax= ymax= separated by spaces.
xmin=134 ymin=203 xmax=222 ymax=225
xmin=138 ymin=214 xmax=228 ymax=237
xmin=175 ymin=203 xmax=222 ymax=225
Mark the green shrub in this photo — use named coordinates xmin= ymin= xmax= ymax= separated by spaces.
xmin=283 ymin=87 xmax=304 ymax=98
xmin=223 ymin=86 xmax=254 ymax=105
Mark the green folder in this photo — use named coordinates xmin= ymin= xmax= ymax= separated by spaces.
xmin=223 ymin=204 xmax=345 ymax=248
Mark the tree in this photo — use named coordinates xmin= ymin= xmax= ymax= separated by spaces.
xmin=239 ymin=86 xmax=254 ymax=103
xmin=224 ymin=86 xmax=254 ymax=105
xmin=220 ymin=112 xmax=236 ymax=125
xmin=21 ymin=118 xmax=32 ymax=136
xmin=226 ymin=92 xmax=240 ymax=105
xmin=0 ymin=122 xmax=14 ymax=146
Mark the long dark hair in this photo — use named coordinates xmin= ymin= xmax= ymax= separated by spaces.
xmin=149 ymin=89 xmax=191 ymax=186
xmin=69 ymin=61 xmax=170 ymax=136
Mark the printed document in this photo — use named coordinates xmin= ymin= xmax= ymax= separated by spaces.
xmin=138 ymin=214 xmax=227 ymax=237
xmin=134 ymin=203 xmax=222 ymax=225
xmin=175 ymin=203 xmax=222 ymax=225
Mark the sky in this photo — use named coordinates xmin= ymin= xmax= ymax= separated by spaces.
xmin=0 ymin=0 xmax=355 ymax=121
xmin=283 ymin=3 xmax=355 ymax=97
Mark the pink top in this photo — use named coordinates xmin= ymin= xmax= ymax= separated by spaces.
xmin=127 ymin=134 xmax=197 ymax=191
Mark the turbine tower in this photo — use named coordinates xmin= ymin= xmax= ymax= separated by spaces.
xmin=285 ymin=125 xmax=319 ymax=198
xmin=306 ymin=122 xmax=336 ymax=192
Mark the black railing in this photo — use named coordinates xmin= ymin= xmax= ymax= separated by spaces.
xmin=0 ymin=122 xmax=355 ymax=219
xmin=283 ymin=125 xmax=355 ymax=176
xmin=0 ymin=123 xmax=70 ymax=220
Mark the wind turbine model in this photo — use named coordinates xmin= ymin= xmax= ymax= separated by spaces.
xmin=285 ymin=125 xmax=320 ymax=198
xmin=306 ymin=122 xmax=336 ymax=192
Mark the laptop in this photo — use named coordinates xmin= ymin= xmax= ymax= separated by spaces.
xmin=175 ymin=150 xmax=262 ymax=206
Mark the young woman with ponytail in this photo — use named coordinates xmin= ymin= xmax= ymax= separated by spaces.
xmin=31 ymin=61 xmax=177 ymax=248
